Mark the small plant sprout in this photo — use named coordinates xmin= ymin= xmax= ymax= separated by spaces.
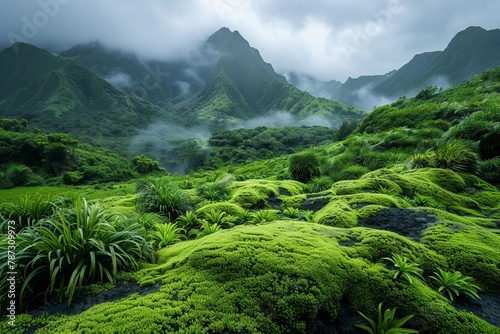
xmin=383 ymin=253 xmax=423 ymax=285
xmin=430 ymin=268 xmax=481 ymax=301
xmin=356 ymin=303 xmax=418 ymax=334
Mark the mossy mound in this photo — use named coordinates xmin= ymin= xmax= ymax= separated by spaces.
xmin=313 ymin=200 xmax=358 ymax=227
xmin=230 ymin=179 xmax=304 ymax=209
xmin=18 ymin=222 xmax=498 ymax=333
xmin=196 ymin=201 xmax=245 ymax=216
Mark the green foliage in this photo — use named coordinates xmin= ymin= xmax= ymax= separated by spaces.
xmin=201 ymin=209 xmax=231 ymax=229
xmin=289 ymin=151 xmax=321 ymax=183
xmin=0 ymin=193 xmax=55 ymax=230
xmin=479 ymin=158 xmax=500 ymax=184
xmin=250 ymin=210 xmax=280 ymax=224
xmin=410 ymin=194 xmax=443 ymax=209
xmin=307 ymin=176 xmax=332 ymax=192
xmin=356 ymin=303 xmax=418 ymax=334
xmin=383 ymin=254 xmax=423 ymax=285
xmin=410 ymin=150 xmax=436 ymax=169
xmin=176 ymin=211 xmax=201 ymax=230
xmin=136 ymin=177 xmax=190 ymax=221
xmin=149 ymin=223 xmax=184 ymax=249
xmin=434 ymin=141 xmax=480 ymax=174
xmin=3 ymin=199 xmax=151 ymax=309
xmin=479 ymin=129 xmax=500 ymax=160
xmin=5 ymin=164 xmax=33 ymax=187
xmin=430 ymin=268 xmax=481 ymax=301
xmin=131 ymin=155 xmax=164 ymax=174
xmin=415 ymin=85 xmax=440 ymax=100
xmin=282 ymin=207 xmax=300 ymax=219
xmin=197 ymin=221 xmax=221 ymax=238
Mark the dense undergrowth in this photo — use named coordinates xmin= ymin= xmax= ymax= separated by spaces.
xmin=1 ymin=67 xmax=500 ymax=333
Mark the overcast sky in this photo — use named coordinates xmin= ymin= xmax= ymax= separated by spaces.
xmin=1 ymin=0 xmax=499 ymax=82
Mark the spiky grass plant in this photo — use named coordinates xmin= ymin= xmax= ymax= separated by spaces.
xmin=202 ymin=209 xmax=231 ymax=229
xmin=197 ymin=221 xmax=220 ymax=238
xmin=230 ymin=209 xmax=252 ymax=225
xmin=356 ymin=303 xmax=418 ymax=334
xmin=479 ymin=158 xmax=500 ymax=184
xmin=430 ymin=268 xmax=481 ymax=301
xmin=283 ymin=207 xmax=300 ymax=219
xmin=409 ymin=150 xmax=436 ymax=169
xmin=250 ymin=210 xmax=279 ymax=224
xmin=307 ymin=176 xmax=332 ymax=193
xmin=383 ymin=254 xmax=423 ymax=285
xmin=0 ymin=193 xmax=55 ymax=230
xmin=137 ymin=177 xmax=190 ymax=221
xmin=15 ymin=199 xmax=151 ymax=308
xmin=150 ymin=223 xmax=184 ymax=248
xmin=435 ymin=141 xmax=480 ymax=174
xmin=176 ymin=211 xmax=201 ymax=230
xmin=300 ymin=210 xmax=315 ymax=223
xmin=289 ymin=151 xmax=321 ymax=183
xmin=5 ymin=164 xmax=33 ymax=187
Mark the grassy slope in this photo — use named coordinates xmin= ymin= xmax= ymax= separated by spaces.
xmin=1 ymin=68 xmax=500 ymax=333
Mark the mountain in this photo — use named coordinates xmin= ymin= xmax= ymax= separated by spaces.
xmin=173 ymin=29 xmax=364 ymax=127
xmin=285 ymin=72 xmax=342 ymax=99
xmin=60 ymin=28 xmax=365 ymax=128
xmin=320 ymin=26 xmax=500 ymax=109
xmin=0 ymin=42 xmax=167 ymax=153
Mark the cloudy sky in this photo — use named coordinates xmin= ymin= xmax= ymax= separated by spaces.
xmin=1 ymin=0 xmax=499 ymax=82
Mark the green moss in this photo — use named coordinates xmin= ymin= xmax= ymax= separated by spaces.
xmin=336 ymin=193 xmax=410 ymax=209
xmin=407 ymin=168 xmax=466 ymax=193
xmin=196 ymin=201 xmax=245 ymax=216
xmin=422 ymin=222 xmax=500 ymax=293
xmin=314 ymin=200 xmax=358 ymax=228
xmin=280 ymin=194 xmax=307 ymax=209
xmin=230 ymin=179 xmax=304 ymax=209
xmin=356 ymin=205 xmax=386 ymax=219
xmin=5 ymin=222 xmax=498 ymax=333
xmin=332 ymin=177 xmax=402 ymax=196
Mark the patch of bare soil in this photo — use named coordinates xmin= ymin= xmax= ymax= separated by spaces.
xmin=357 ymin=208 xmax=437 ymax=242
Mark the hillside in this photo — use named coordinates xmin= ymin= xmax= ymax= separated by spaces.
xmin=0 ymin=43 xmax=167 ymax=153
xmin=321 ymin=26 xmax=500 ymax=109
xmin=1 ymin=64 xmax=499 ymax=334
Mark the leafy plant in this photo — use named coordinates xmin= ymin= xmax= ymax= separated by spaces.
xmin=383 ymin=254 xmax=423 ymax=285
xmin=300 ymin=210 xmax=315 ymax=223
xmin=430 ymin=268 xmax=481 ymax=301
xmin=410 ymin=194 xmax=443 ymax=209
xmin=5 ymin=164 xmax=33 ymax=187
xmin=409 ymin=150 xmax=436 ymax=169
xmin=434 ymin=141 xmax=480 ymax=174
xmin=479 ymin=157 xmax=500 ymax=184
xmin=176 ymin=211 xmax=201 ymax=230
xmin=356 ymin=303 xmax=418 ymax=334
xmin=150 ymin=223 xmax=184 ymax=248
xmin=307 ymin=176 xmax=332 ymax=193
xmin=250 ymin=210 xmax=279 ymax=224
xmin=289 ymin=151 xmax=321 ymax=183
xmin=378 ymin=186 xmax=399 ymax=196
xmin=197 ymin=221 xmax=220 ymax=238
xmin=202 ymin=209 xmax=231 ymax=229
xmin=283 ymin=207 xmax=300 ymax=219
xmin=0 ymin=193 xmax=55 ymax=230
xmin=137 ymin=177 xmax=190 ymax=221
xmin=14 ymin=199 xmax=151 ymax=308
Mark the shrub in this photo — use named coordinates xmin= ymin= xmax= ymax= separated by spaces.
xmin=197 ymin=221 xmax=220 ymax=238
xmin=6 ymin=164 xmax=33 ymax=187
xmin=137 ymin=178 xmax=190 ymax=221
xmin=383 ymin=254 xmax=423 ymax=285
xmin=150 ymin=223 xmax=184 ymax=249
xmin=338 ymin=165 xmax=370 ymax=181
xmin=289 ymin=151 xmax=321 ymax=183
xmin=250 ymin=210 xmax=280 ymax=224
xmin=479 ymin=158 xmax=500 ymax=184
xmin=0 ymin=193 xmax=55 ymax=230
xmin=356 ymin=303 xmax=418 ymax=334
xmin=430 ymin=268 xmax=481 ymax=301
xmin=409 ymin=150 xmax=436 ymax=169
xmin=282 ymin=207 xmax=300 ymax=219
xmin=307 ymin=176 xmax=332 ymax=193
xmin=434 ymin=141 xmax=480 ymax=175
xmin=13 ymin=199 xmax=151 ymax=308
xmin=202 ymin=209 xmax=231 ymax=229
xmin=479 ymin=129 xmax=500 ymax=160
xmin=176 ymin=211 xmax=201 ymax=231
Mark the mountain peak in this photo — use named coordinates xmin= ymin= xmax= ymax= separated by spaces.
xmin=205 ymin=27 xmax=235 ymax=52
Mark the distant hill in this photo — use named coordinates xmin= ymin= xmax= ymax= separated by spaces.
xmin=298 ymin=26 xmax=500 ymax=110
xmin=0 ymin=43 xmax=166 ymax=153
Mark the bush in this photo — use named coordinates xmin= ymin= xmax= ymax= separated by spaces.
xmin=137 ymin=177 xmax=190 ymax=221
xmin=307 ymin=176 xmax=332 ymax=193
xmin=434 ymin=141 xmax=480 ymax=175
xmin=5 ymin=164 xmax=33 ymax=187
xmin=479 ymin=158 xmax=500 ymax=184
xmin=4 ymin=199 xmax=151 ymax=310
xmin=289 ymin=151 xmax=321 ymax=183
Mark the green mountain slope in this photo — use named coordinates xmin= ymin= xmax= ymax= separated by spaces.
xmin=0 ymin=43 xmax=166 ymax=153
xmin=178 ymin=29 xmax=365 ymax=126
xmin=331 ymin=26 xmax=500 ymax=109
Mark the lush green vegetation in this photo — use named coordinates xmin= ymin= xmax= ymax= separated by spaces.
xmin=1 ymin=65 xmax=500 ymax=333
